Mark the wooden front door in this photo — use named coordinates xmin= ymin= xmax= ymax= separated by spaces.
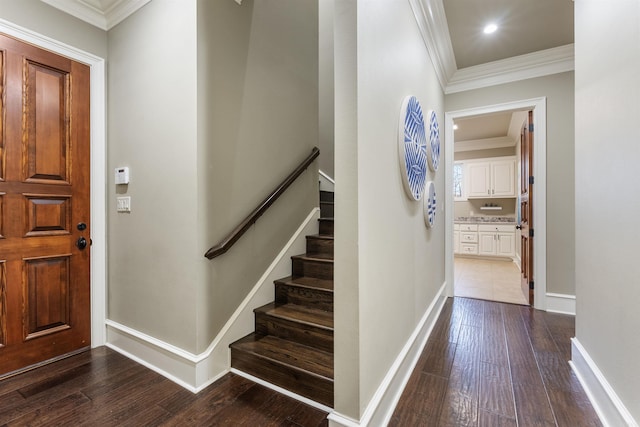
xmin=0 ymin=34 xmax=91 ymax=377
xmin=519 ymin=111 xmax=534 ymax=305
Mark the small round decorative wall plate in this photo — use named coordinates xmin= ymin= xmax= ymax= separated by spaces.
xmin=398 ymin=95 xmax=427 ymax=201
xmin=424 ymin=181 xmax=436 ymax=228
xmin=427 ymin=110 xmax=440 ymax=172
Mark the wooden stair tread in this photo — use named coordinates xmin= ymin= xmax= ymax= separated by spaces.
xmin=256 ymin=303 xmax=333 ymax=329
xmin=292 ymin=253 xmax=334 ymax=262
xmin=232 ymin=334 xmax=334 ymax=380
xmin=307 ymin=234 xmax=334 ymax=241
xmin=275 ymin=276 xmax=334 ymax=292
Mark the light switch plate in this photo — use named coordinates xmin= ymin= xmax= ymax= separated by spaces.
xmin=117 ymin=196 xmax=131 ymax=212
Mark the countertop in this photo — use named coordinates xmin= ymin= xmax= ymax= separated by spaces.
xmin=455 ymin=216 xmax=516 ymax=224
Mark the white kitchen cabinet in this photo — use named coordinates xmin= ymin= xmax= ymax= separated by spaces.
xmin=467 ymin=162 xmax=491 ymax=198
xmin=491 ymin=160 xmax=516 ymax=197
xmin=456 ymin=224 xmax=478 ymax=254
xmin=467 ymin=158 xmax=516 ymax=198
xmin=477 ymin=224 xmax=515 ymax=256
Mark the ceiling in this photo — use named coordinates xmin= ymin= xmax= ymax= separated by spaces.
xmin=444 ymin=0 xmax=574 ymax=69
xmin=443 ymin=0 xmax=574 ymax=148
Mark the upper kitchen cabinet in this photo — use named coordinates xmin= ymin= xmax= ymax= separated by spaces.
xmin=467 ymin=157 xmax=516 ymax=198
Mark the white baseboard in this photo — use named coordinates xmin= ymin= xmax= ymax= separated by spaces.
xmin=570 ymin=338 xmax=638 ymax=427
xmin=106 ymin=208 xmax=320 ymax=392
xmin=328 ymin=282 xmax=448 ymax=427
xmin=546 ymin=293 xmax=576 ymax=315
xmin=319 ymin=170 xmax=335 ymax=192
xmin=231 ymin=368 xmax=333 ymax=413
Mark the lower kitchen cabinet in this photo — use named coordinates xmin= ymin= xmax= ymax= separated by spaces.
xmin=478 ymin=224 xmax=515 ymax=257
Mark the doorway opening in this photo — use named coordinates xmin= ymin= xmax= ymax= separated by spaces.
xmin=445 ymin=98 xmax=547 ymax=310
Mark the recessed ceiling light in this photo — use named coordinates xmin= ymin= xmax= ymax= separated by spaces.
xmin=453 ymin=124 xmax=459 ymax=130
xmin=483 ymin=23 xmax=498 ymax=34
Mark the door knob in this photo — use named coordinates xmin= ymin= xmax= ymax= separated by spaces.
xmin=76 ymin=236 xmax=87 ymax=250
xmin=516 ymin=225 xmax=522 ymax=230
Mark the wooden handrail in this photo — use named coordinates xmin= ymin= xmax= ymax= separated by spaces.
xmin=205 ymin=147 xmax=320 ymax=259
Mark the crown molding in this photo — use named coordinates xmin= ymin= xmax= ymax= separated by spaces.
xmin=408 ymin=0 xmax=457 ymax=90
xmin=445 ymin=44 xmax=575 ymax=94
xmin=454 ymin=136 xmax=516 ymax=152
xmin=408 ymin=0 xmax=575 ymax=94
xmin=40 ymin=0 xmax=152 ymax=30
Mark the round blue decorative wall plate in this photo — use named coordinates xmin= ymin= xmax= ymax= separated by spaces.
xmin=424 ymin=181 xmax=436 ymax=228
xmin=398 ymin=96 xmax=427 ymax=201
xmin=427 ymin=110 xmax=440 ymax=172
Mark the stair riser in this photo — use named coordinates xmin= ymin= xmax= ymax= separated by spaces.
xmin=320 ymin=202 xmax=334 ymax=218
xmin=318 ymin=219 xmax=333 ymax=236
xmin=255 ymin=314 xmax=333 ymax=354
xmin=275 ymin=284 xmax=333 ymax=312
xmin=320 ymin=191 xmax=334 ymax=203
xmin=292 ymin=258 xmax=333 ymax=280
xmin=306 ymin=236 xmax=333 ymax=256
xmin=231 ymin=349 xmax=333 ymax=407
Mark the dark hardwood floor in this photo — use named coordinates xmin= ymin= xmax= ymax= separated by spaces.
xmin=390 ymin=297 xmax=602 ymax=427
xmin=0 ymin=297 xmax=601 ymax=426
xmin=0 ymin=348 xmax=328 ymax=426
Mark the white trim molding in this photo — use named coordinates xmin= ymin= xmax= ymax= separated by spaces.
xmin=454 ymin=136 xmax=516 ymax=152
xmin=106 ymin=208 xmax=320 ymax=392
xmin=0 ymin=18 xmax=108 ymax=348
xmin=446 ymin=44 xmax=575 ymax=94
xmin=546 ymin=293 xmax=576 ymax=315
xmin=570 ymin=338 xmax=638 ymax=427
xmin=319 ymin=170 xmax=335 ymax=192
xmin=40 ymin=0 xmax=152 ymax=30
xmin=328 ymin=283 xmax=448 ymax=426
xmin=231 ymin=368 xmax=332 ymax=413
xmin=407 ymin=0 xmax=456 ymax=90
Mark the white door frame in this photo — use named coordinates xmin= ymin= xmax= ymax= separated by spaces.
xmin=445 ymin=97 xmax=547 ymax=310
xmin=0 ymin=19 xmax=107 ymax=346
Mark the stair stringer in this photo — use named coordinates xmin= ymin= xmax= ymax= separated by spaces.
xmin=194 ymin=207 xmax=321 ymax=387
xmin=105 ymin=208 xmax=320 ymax=393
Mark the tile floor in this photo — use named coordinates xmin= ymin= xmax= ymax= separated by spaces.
xmin=454 ymin=256 xmax=529 ymax=305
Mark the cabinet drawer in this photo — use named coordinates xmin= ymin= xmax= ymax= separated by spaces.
xmin=460 ymin=232 xmax=478 ymax=243
xmin=459 ymin=224 xmax=478 ymax=232
xmin=478 ymin=224 xmax=515 ymax=233
xmin=460 ymin=244 xmax=478 ymax=254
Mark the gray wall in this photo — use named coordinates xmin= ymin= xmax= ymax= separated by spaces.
xmin=108 ymin=0 xmax=319 ymax=354
xmin=318 ymin=0 xmax=335 ymax=178
xmin=575 ymin=0 xmax=640 ymax=421
xmin=446 ymin=72 xmax=575 ymax=295
xmin=334 ymin=0 xmax=445 ymax=418
xmin=196 ymin=0 xmax=319 ymax=352
xmin=0 ymin=0 xmax=107 ymax=58
xmin=107 ymin=0 xmax=200 ymax=352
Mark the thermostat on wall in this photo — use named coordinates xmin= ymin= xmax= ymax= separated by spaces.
xmin=115 ymin=167 xmax=130 ymax=185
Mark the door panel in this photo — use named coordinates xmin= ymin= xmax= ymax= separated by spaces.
xmin=0 ymin=33 xmax=90 ymax=376
xmin=25 ymin=60 xmax=70 ymax=184
xmin=520 ymin=111 xmax=534 ymax=305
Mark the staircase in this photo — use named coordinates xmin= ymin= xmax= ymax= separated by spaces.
xmin=230 ymin=190 xmax=335 ymax=407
